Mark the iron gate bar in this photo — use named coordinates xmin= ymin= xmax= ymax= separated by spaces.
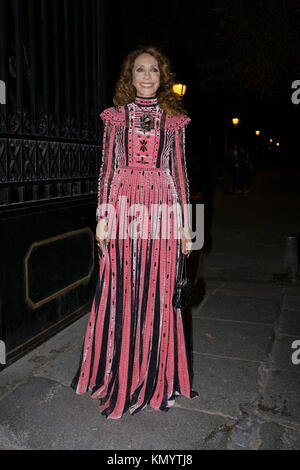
xmin=63 ymin=0 xmax=71 ymax=138
xmin=73 ymin=0 xmax=81 ymax=139
xmin=12 ymin=0 xmax=24 ymax=133
xmin=52 ymin=0 xmax=60 ymax=136
xmin=83 ymin=1 xmax=89 ymax=139
xmin=28 ymin=0 xmax=38 ymax=133
xmin=0 ymin=0 xmax=8 ymax=127
xmin=41 ymin=0 xmax=49 ymax=134
xmin=91 ymin=0 xmax=97 ymax=141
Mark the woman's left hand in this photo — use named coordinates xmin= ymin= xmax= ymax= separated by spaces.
xmin=181 ymin=226 xmax=192 ymax=257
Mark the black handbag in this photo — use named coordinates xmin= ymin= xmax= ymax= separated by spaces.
xmin=172 ymin=254 xmax=193 ymax=308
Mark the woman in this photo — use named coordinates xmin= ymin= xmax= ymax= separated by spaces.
xmin=71 ymin=46 xmax=198 ymax=419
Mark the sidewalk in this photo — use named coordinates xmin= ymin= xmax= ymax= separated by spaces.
xmin=0 ymin=173 xmax=300 ymax=450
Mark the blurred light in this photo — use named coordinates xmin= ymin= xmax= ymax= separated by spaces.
xmin=255 ymin=130 xmax=260 ymax=136
xmin=232 ymin=117 xmax=239 ymax=127
xmin=172 ymin=83 xmax=187 ymax=99
xmin=276 ymin=142 xmax=280 ymax=147
xmin=269 ymin=138 xmax=273 ymax=143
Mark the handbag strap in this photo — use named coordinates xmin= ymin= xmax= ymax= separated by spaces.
xmin=183 ymin=254 xmax=187 ymax=279
xmin=180 ymin=253 xmax=187 ymax=280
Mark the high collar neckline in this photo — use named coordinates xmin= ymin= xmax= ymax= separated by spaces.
xmin=134 ymin=95 xmax=158 ymax=107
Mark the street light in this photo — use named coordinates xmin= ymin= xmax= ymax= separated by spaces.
xmin=255 ymin=130 xmax=260 ymax=136
xmin=172 ymin=83 xmax=187 ymax=100
xmin=232 ymin=117 xmax=239 ymax=127
xmin=269 ymin=138 xmax=273 ymax=143
xmin=276 ymin=142 xmax=280 ymax=147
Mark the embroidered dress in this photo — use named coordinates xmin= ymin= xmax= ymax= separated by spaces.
xmin=71 ymin=95 xmax=198 ymax=419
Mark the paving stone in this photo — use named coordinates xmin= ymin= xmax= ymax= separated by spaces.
xmin=193 ymin=317 xmax=273 ymax=362
xmin=223 ymin=280 xmax=281 ymax=291
xmin=34 ymin=341 xmax=83 ymax=387
xmin=199 ymin=280 xmax=225 ymax=297
xmin=272 ymin=334 xmax=300 ymax=372
xmin=258 ymin=369 xmax=300 ymax=425
xmin=283 ymin=295 xmax=300 ymax=312
xmin=203 ymin=265 xmax=273 ymax=283
xmin=0 ymin=315 xmax=88 ymax=399
xmin=175 ymin=353 xmax=260 ymax=419
xmin=230 ymin=415 xmax=264 ymax=449
xmin=197 ymin=294 xmax=280 ymax=324
xmin=219 ymin=281 xmax=283 ymax=300
xmin=0 ymin=376 xmax=232 ymax=450
xmin=278 ymin=310 xmax=300 ymax=336
xmin=258 ymin=421 xmax=300 ymax=450
xmin=202 ymin=235 xmax=281 ymax=282
xmin=283 ymin=286 xmax=300 ymax=297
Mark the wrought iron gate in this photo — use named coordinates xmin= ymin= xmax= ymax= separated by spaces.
xmin=0 ymin=0 xmax=107 ymax=368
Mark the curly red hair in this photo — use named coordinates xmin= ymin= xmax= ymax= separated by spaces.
xmin=113 ymin=46 xmax=188 ymax=117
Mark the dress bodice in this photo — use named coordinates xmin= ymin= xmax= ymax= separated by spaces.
xmin=100 ymin=96 xmax=190 ymax=169
xmin=97 ymin=96 xmax=192 ymax=227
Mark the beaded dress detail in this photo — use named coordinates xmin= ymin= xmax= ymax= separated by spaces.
xmin=71 ymin=95 xmax=198 ymax=419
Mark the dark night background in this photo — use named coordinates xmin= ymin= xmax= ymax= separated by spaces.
xmin=105 ymin=0 xmax=300 ymax=188
xmin=1 ymin=0 xmax=300 ymax=449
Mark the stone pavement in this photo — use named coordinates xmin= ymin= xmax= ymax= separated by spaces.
xmin=0 ymin=172 xmax=300 ymax=450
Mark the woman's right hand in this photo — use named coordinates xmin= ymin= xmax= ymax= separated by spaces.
xmin=95 ymin=218 xmax=110 ymax=252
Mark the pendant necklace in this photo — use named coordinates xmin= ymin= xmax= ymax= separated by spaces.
xmin=140 ymin=112 xmax=155 ymax=131
xmin=136 ymin=99 xmax=156 ymax=131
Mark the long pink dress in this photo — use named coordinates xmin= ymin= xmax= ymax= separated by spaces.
xmin=71 ymin=95 xmax=198 ymax=419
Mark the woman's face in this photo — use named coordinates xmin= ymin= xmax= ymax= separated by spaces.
xmin=132 ymin=53 xmax=160 ymax=97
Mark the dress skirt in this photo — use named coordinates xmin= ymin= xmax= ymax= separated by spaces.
xmin=71 ymin=166 xmax=198 ymax=419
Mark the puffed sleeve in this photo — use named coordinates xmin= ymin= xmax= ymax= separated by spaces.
xmin=96 ymin=108 xmax=118 ymax=222
xmin=170 ymin=115 xmax=192 ymax=230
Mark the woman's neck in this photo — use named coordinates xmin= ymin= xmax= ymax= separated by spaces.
xmin=134 ymin=95 xmax=158 ymax=107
